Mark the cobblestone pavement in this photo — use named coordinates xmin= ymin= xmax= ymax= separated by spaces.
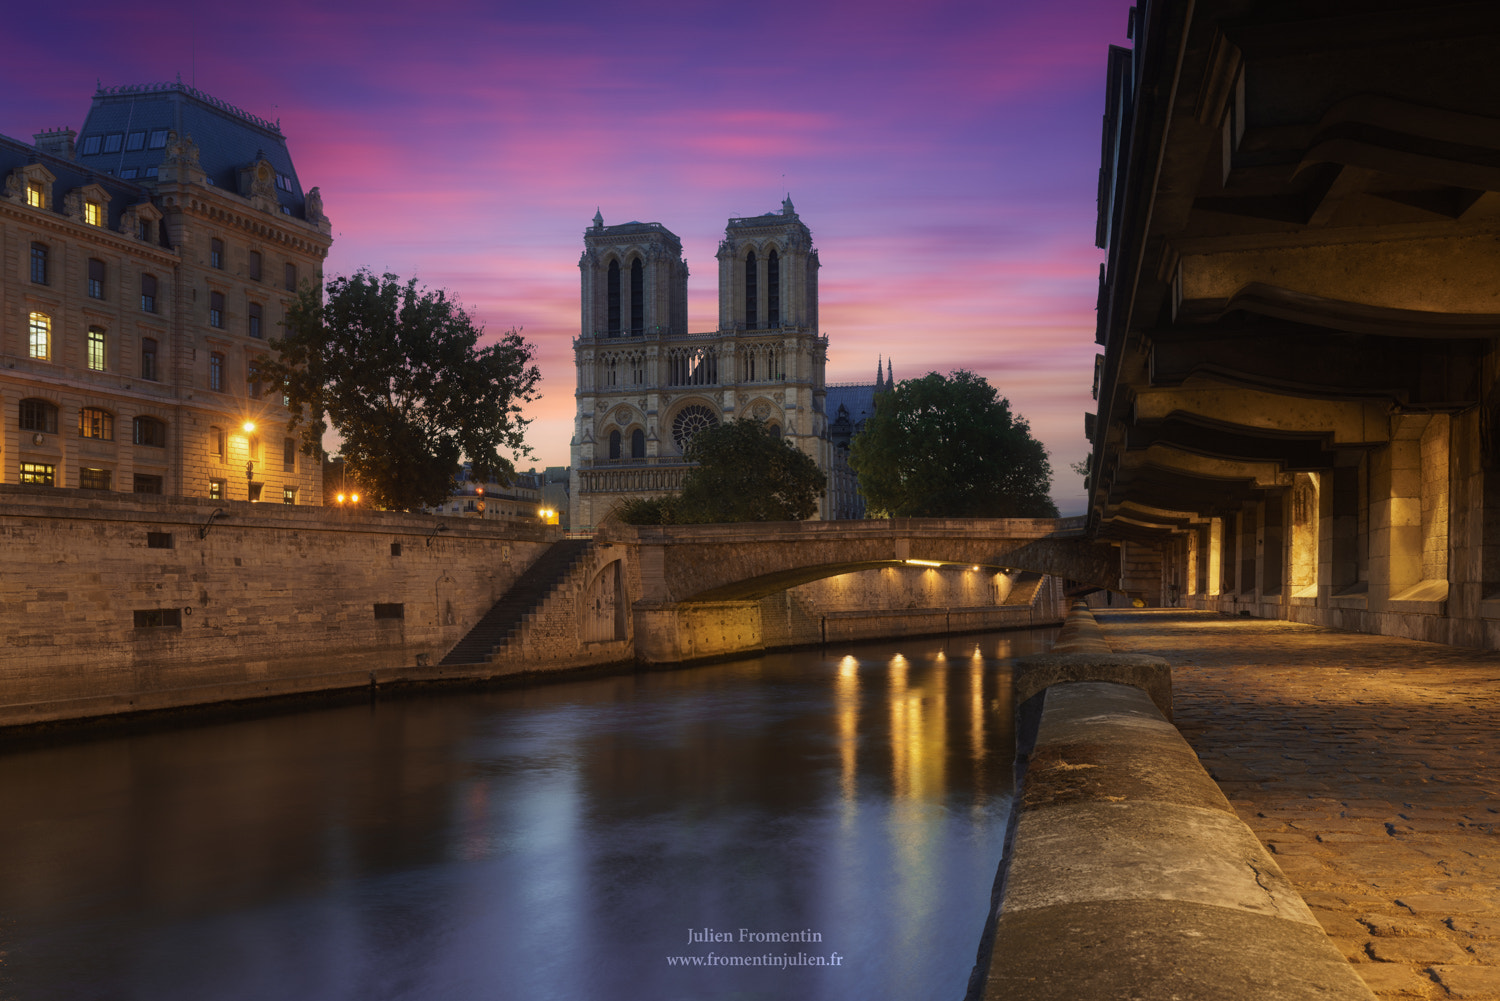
xmin=1092 ymin=609 xmax=1500 ymax=1000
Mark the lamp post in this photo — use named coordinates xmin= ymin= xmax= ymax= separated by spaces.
xmin=242 ymin=421 xmax=257 ymax=501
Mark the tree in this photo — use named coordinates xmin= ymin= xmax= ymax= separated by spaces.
xmin=614 ymin=419 xmax=826 ymax=524
xmin=265 ymin=270 xmax=540 ymax=511
xmin=849 ymin=370 xmax=1058 ymax=518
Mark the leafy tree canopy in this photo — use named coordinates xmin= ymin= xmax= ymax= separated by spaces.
xmin=265 ymin=270 xmax=540 ymax=511
xmin=849 ymin=369 xmax=1058 ymax=518
xmin=614 ymin=419 xmax=826 ymax=524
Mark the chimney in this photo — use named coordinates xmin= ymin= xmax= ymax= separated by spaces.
xmin=33 ymin=127 xmax=77 ymax=159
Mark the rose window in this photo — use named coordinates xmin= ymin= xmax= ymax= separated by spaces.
xmin=672 ymin=405 xmax=717 ymax=452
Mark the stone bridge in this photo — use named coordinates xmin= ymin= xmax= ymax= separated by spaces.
xmin=604 ymin=516 xmax=1119 ymax=603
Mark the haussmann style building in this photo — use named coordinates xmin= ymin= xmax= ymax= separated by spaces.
xmin=1 ymin=81 xmax=331 ymax=504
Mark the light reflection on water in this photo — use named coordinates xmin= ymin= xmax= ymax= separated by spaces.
xmin=0 ymin=628 xmax=1054 ymax=1001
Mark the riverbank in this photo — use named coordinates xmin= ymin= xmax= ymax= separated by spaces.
xmin=1095 ymin=609 xmax=1500 ymax=1001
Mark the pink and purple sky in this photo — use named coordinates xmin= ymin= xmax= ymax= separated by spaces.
xmin=6 ymin=0 xmax=1126 ymax=514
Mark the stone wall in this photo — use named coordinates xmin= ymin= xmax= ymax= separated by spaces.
xmin=0 ymin=485 xmax=554 ymax=725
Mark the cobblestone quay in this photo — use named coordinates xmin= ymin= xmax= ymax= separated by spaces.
xmin=1093 ymin=609 xmax=1500 ymax=1001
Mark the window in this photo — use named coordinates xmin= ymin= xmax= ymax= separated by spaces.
xmin=28 ymin=312 xmax=50 ymax=360
xmin=26 ymin=182 xmax=44 ymax=208
xmin=102 ymin=133 xmax=122 ymax=154
xmin=140 ymin=337 xmax=158 ymax=381
xmin=373 ymin=603 xmax=404 ymax=620
xmin=126 ymin=131 xmax=146 ymax=152
xmin=248 ymin=251 xmax=262 ymax=282
xmin=248 ymin=483 xmax=263 ymax=502
xmin=141 ymin=273 xmax=157 ymax=313
xmin=80 ymin=467 xmax=112 ymax=491
xmin=209 ymin=290 xmax=224 ymax=328
xmin=133 ymin=609 xmax=181 ymax=628
xmin=282 ymin=486 xmax=297 ymax=505
xmin=147 ymin=129 xmax=168 ymax=150
xmin=133 ymin=474 xmax=164 ymax=494
xmin=284 ymin=262 xmax=297 ymax=291
xmin=133 ymin=416 xmax=166 ymax=447
xmin=144 ymin=166 xmax=158 ymax=180
xmin=210 ymin=238 xmax=224 ymax=269
xmin=81 ymin=135 xmax=102 ymax=156
xmin=87 ymin=327 xmax=107 ymax=371
xmin=19 ymin=399 xmax=58 ymax=433
xmin=209 ymin=352 xmax=224 ymax=392
xmin=248 ymin=301 xmax=263 ymax=339
xmin=745 ymin=250 xmax=758 ymax=328
xmin=85 ymin=201 xmax=103 ymax=226
xmin=283 ymin=437 xmax=296 ymax=471
xmin=248 ymin=359 xmax=263 ymax=399
xmin=607 ymin=259 xmax=620 ymax=335
xmin=146 ymin=531 xmax=173 ymax=549
xmin=19 ymin=463 xmax=55 ymax=486
xmin=78 ymin=408 xmax=114 ymax=440
xmin=632 ymin=428 xmax=646 ymax=459
xmin=671 ymin=404 xmax=718 ymax=452
xmin=609 ymin=429 xmax=622 ymax=460
xmin=30 ymin=242 xmax=48 ymax=284
xmin=211 ymin=425 xmax=226 ymax=460
xmin=767 ymin=249 xmax=780 ymax=327
xmin=88 ymin=258 xmax=105 ymax=299
xmin=120 ymin=168 xmax=139 ymax=180
xmin=209 ymin=479 xmax=225 ymax=500
xmin=630 ymin=259 xmax=644 ymax=334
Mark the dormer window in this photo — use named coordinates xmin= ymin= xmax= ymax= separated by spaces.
xmin=26 ymin=182 xmax=44 ymax=209
xmin=85 ymin=201 xmax=103 ymax=226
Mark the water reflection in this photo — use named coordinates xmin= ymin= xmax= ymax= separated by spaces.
xmin=0 ymin=628 xmax=1054 ymax=1001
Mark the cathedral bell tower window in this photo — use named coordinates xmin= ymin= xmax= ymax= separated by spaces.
xmin=607 ymin=260 xmax=621 ymax=336
xmin=767 ymin=250 xmax=780 ymax=327
xmin=630 ymin=259 xmax=644 ymax=335
xmin=745 ymin=251 xmax=758 ymax=329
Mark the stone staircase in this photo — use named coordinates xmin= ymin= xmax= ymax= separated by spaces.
xmin=1001 ymin=571 xmax=1045 ymax=606
xmin=439 ymin=538 xmax=592 ymax=666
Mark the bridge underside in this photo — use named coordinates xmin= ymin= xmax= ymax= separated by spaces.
xmin=687 ymin=559 xmax=1065 ymax=603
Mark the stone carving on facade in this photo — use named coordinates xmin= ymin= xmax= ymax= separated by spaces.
xmin=612 ymin=405 xmax=634 ymax=426
xmin=752 ymin=401 xmax=771 ymax=421
xmin=305 ymin=186 xmax=324 ymax=222
xmin=3 ymin=170 xmax=21 ymax=199
xmin=164 ymin=130 xmax=200 ymax=168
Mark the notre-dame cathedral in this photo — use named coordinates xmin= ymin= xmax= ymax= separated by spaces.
xmin=571 ymin=199 xmax=875 ymax=528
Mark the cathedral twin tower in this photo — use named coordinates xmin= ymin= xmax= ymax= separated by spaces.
xmin=570 ymin=199 xmax=832 ymax=528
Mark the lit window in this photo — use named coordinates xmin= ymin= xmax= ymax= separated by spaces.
xmin=125 ymin=131 xmax=146 ymax=152
xmin=80 ymin=467 xmax=112 ymax=491
xmin=85 ymin=201 xmax=103 ymax=226
xmin=282 ymin=486 xmax=296 ymax=505
xmin=26 ymin=182 xmax=44 ymax=208
xmin=19 ymin=463 xmax=55 ymax=486
xmin=133 ymin=416 xmax=166 ymax=448
xmin=28 ymin=312 xmax=50 ymax=360
xmin=209 ymin=479 xmax=225 ymax=501
xmin=209 ymin=352 xmax=224 ymax=392
xmin=19 ymin=399 xmax=58 ymax=433
xmin=30 ymin=242 xmax=48 ymax=284
xmin=209 ymin=290 xmax=224 ymax=328
xmin=87 ymin=327 xmax=107 ymax=371
xmin=147 ymin=130 xmax=168 ymax=150
xmin=88 ymin=258 xmax=105 ymax=299
xmin=102 ymin=134 xmax=122 ymax=154
xmin=248 ymin=251 xmax=262 ymax=282
xmin=210 ymin=238 xmax=224 ymax=269
xmin=80 ymin=135 xmax=102 ymax=156
xmin=248 ymin=301 xmax=263 ymax=339
xmin=78 ymin=408 xmax=114 ymax=440
xmin=140 ymin=338 xmax=158 ymax=381
xmin=140 ymin=274 xmax=157 ymax=313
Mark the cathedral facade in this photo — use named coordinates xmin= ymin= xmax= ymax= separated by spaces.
xmin=570 ymin=199 xmax=841 ymax=528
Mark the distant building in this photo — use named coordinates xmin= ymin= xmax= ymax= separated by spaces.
xmin=426 ymin=464 xmax=545 ymax=521
xmin=1 ymin=81 xmax=331 ymax=502
xmin=572 ymin=200 xmax=884 ymax=527
xmin=826 ymin=358 xmax=893 ymax=519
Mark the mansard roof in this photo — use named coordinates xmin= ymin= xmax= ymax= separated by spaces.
xmin=74 ymin=81 xmax=308 ymax=218
xmin=0 ymin=131 xmax=151 ymax=234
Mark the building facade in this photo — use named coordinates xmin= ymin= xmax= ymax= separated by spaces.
xmin=570 ymin=200 xmax=843 ymax=528
xmin=1 ymin=82 xmax=330 ymax=503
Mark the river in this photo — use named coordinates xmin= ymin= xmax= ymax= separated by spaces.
xmin=0 ymin=627 xmax=1055 ymax=1001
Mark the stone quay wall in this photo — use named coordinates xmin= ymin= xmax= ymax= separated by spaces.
xmin=0 ymin=486 xmax=555 ymax=726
